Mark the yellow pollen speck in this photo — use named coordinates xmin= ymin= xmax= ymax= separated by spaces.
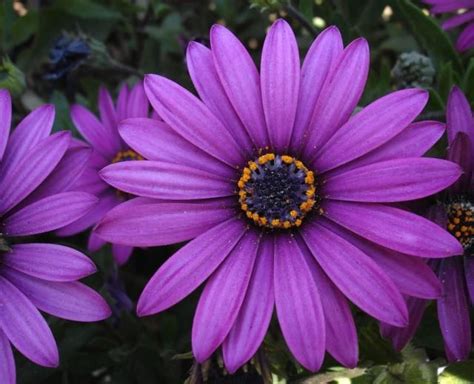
xmin=281 ymin=155 xmax=293 ymax=164
xmin=290 ymin=210 xmax=298 ymax=218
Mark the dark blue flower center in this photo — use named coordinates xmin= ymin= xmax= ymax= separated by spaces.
xmin=447 ymin=198 xmax=473 ymax=255
xmin=238 ymin=154 xmax=317 ymax=229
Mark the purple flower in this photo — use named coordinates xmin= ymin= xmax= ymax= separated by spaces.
xmin=57 ymin=82 xmax=150 ymax=265
xmin=95 ymin=20 xmax=463 ymax=372
xmin=381 ymin=86 xmax=474 ymax=362
xmin=0 ymin=89 xmax=111 ymax=383
xmin=423 ymin=0 xmax=474 ymax=52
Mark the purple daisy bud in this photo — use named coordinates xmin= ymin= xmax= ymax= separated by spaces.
xmin=56 ymin=82 xmax=153 ymax=265
xmin=0 ymin=89 xmax=111 ymax=383
xmin=95 ymin=20 xmax=463 ymax=372
xmin=382 ymin=85 xmax=474 ymax=363
xmin=423 ymin=0 xmax=474 ymax=52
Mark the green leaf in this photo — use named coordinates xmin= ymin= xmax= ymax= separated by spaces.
xmin=462 ymin=58 xmax=474 ymax=103
xmin=54 ymin=0 xmax=122 ymax=20
xmin=438 ymin=61 xmax=454 ymax=102
xmin=439 ymin=361 xmax=474 ymax=384
xmin=299 ymin=0 xmax=314 ymax=22
xmin=396 ymin=0 xmax=462 ymax=73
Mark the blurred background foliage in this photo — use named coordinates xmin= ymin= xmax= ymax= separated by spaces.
xmin=0 ymin=0 xmax=473 ymax=383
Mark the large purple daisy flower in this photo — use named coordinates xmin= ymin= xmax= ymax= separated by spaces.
xmin=57 ymin=82 xmax=149 ymax=265
xmin=95 ymin=20 xmax=463 ymax=372
xmin=381 ymin=86 xmax=473 ymax=362
xmin=0 ymin=89 xmax=111 ymax=383
xmin=423 ymin=0 xmax=474 ymax=51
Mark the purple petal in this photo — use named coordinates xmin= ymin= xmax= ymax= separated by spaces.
xmin=438 ymin=257 xmax=471 ymax=362
xmin=192 ymin=231 xmax=259 ymax=362
xmin=0 ymin=89 xmax=12 ymax=161
xmin=0 ymin=329 xmax=15 ymax=384
xmin=324 ymin=158 xmax=462 ymax=202
xmin=381 ymin=296 xmax=428 ymax=351
xmin=100 ymin=160 xmax=233 ymax=200
xmin=98 ymin=86 xmax=121 ymax=149
xmin=69 ymin=158 xmax=109 ymax=197
xmin=302 ymin=38 xmax=369 ymax=159
xmin=112 ymin=244 xmax=134 ymax=265
xmin=88 ymin=232 xmax=106 ymax=252
xmin=5 ymin=192 xmax=98 ymax=236
xmin=448 ymin=132 xmax=472 ymax=193
xmin=430 ymin=0 xmax=474 ymax=13
xmin=71 ymin=104 xmax=120 ymax=158
xmin=274 ymin=235 xmax=325 ymax=372
xmin=210 ymin=24 xmax=269 ymax=148
xmin=465 ymin=258 xmax=474 ymax=305
xmin=57 ymin=192 xmax=119 ymax=236
xmin=127 ymin=82 xmax=149 ymax=118
xmin=323 ymin=201 xmax=464 ymax=257
xmin=0 ymin=275 xmax=58 ymax=367
xmin=457 ymin=22 xmax=474 ymax=52
xmin=447 ymin=86 xmax=474 ymax=156
xmin=326 ymin=121 xmax=445 ymax=176
xmin=144 ymin=74 xmax=244 ymax=166
xmin=3 ymin=243 xmax=96 ymax=282
xmin=22 ymin=141 xmax=92 ymax=205
xmin=0 ymin=104 xmax=54 ymax=179
xmin=291 ymin=26 xmax=343 ymax=152
xmin=119 ymin=118 xmax=235 ymax=178
xmin=137 ymin=218 xmax=246 ymax=315
xmin=298 ymin=237 xmax=358 ymax=368
xmin=0 ymin=132 xmax=70 ymax=215
xmin=222 ymin=238 xmax=274 ymax=373
xmin=261 ymin=19 xmax=300 ymax=151
xmin=313 ymin=89 xmax=429 ymax=172
xmin=321 ymin=219 xmax=442 ymax=299
xmin=442 ymin=10 xmax=474 ymax=29
xmin=186 ymin=42 xmax=253 ymax=153
xmin=116 ymin=84 xmax=129 ymax=122
xmin=95 ymin=197 xmax=235 ymax=247
xmin=3 ymin=267 xmax=111 ymax=322
xmin=302 ymin=219 xmax=408 ymax=326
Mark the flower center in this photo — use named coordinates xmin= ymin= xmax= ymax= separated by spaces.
xmin=446 ymin=198 xmax=473 ymax=255
xmin=112 ymin=149 xmax=143 ymax=164
xmin=238 ymin=153 xmax=317 ymax=229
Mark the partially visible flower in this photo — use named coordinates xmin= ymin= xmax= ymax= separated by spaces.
xmin=423 ymin=0 xmax=474 ymax=52
xmin=0 ymin=57 xmax=26 ymax=96
xmin=391 ymin=51 xmax=435 ymax=89
xmin=0 ymin=89 xmax=111 ymax=383
xmin=45 ymin=33 xmax=91 ymax=80
xmin=96 ymin=20 xmax=462 ymax=372
xmin=381 ymin=86 xmax=473 ymax=362
xmin=56 ymin=82 xmax=150 ymax=265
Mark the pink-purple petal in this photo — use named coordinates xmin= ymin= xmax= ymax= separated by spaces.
xmin=144 ymin=74 xmax=244 ymax=166
xmin=118 ymin=118 xmax=235 ymax=178
xmin=3 ymin=243 xmax=96 ymax=282
xmin=0 ymin=329 xmax=15 ymax=384
xmin=210 ymin=24 xmax=269 ymax=148
xmin=2 ymin=267 xmax=111 ymax=322
xmin=302 ymin=38 xmax=369 ymax=159
xmin=324 ymin=158 xmax=462 ymax=202
xmin=112 ymin=244 xmax=134 ymax=265
xmin=100 ymin=160 xmax=233 ymax=200
xmin=465 ymin=258 xmax=474 ymax=305
xmin=447 ymin=86 xmax=474 ymax=156
xmin=314 ymin=89 xmax=429 ymax=172
xmin=0 ymin=132 xmax=70 ymax=215
xmin=4 ymin=192 xmax=98 ymax=236
xmin=127 ymin=82 xmax=149 ymax=118
xmin=291 ymin=26 xmax=343 ymax=152
xmin=186 ymin=42 xmax=253 ymax=153
xmin=137 ymin=218 xmax=246 ymax=316
xmin=457 ymin=22 xmax=474 ymax=52
xmin=302 ymin=219 xmax=408 ymax=326
xmin=95 ymin=198 xmax=235 ymax=247
xmin=437 ymin=257 xmax=471 ymax=362
xmin=0 ymin=275 xmax=59 ymax=367
xmin=0 ymin=89 xmax=12 ymax=161
xmin=274 ymin=235 xmax=325 ymax=372
xmin=261 ymin=19 xmax=300 ymax=151
xmin=442 ymin=10 xmax=474 ymax=29
xmin=448 ymin=132 xmax=472 ymax=192
xmin=323 ymin=201 xmax=464 ymax=257
xmin=192 ymin=231 xmax=259 ymax=362
xmin=223 ymin=238 xmax=274 ymax=373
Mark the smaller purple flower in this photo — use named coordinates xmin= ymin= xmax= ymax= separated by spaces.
xmin=0 ymin=89 xmax=111 ymax=383
xmin=57 ymin=82 xmax=150 ymax=265
xmin=382 ymin=86 xmax=474 ymax=362
xmin=423 ymin=0 xmax=474 ymax=52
